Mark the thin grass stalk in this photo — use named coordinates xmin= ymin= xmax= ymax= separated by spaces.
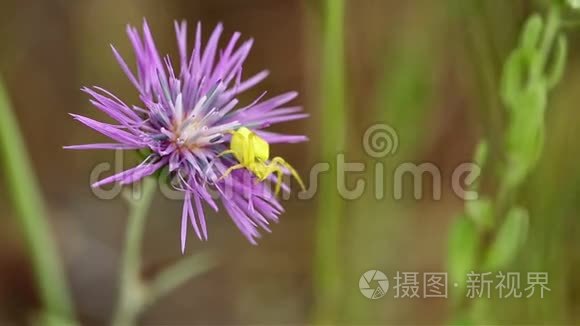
xmin=0 ymin=78 xmax=76 ymax=324
xmin=313 ymin=0 xmax=347 ymax=323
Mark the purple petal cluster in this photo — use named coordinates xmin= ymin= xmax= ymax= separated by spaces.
xmin=66 ymin=21 xmax=307 ymax=251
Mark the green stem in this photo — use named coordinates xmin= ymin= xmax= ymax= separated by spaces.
xmin=112 ymin=178 xmax=157 ymax=326
xmin=0 ymin=79 xmax=76 ymax=323
xmin=111 ymin=178 xmax=217 ymax=326
xmin=313 ymin=0 xmax=346 ymax=323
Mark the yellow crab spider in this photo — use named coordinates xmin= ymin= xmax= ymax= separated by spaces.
xmin=218 ymin=127 xmax=305 ymax=195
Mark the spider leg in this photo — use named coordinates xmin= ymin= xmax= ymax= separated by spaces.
xmin=258 ymin=161 xmax=285 ymax=195
xmin=270 ymin=157 xmax=306 ymax=191
xmin=218 ymin=164 xmax=245 ymax=181
xmin=203 ymin=149 xmax=236 ymax=184
xmin=274 ymin=165 xmax=284 ymax=195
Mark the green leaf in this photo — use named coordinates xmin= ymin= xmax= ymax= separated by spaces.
xmin=504 ymin=81 xmax=547 ymax=186
xmin=447 ymin=216 xmax=480 ymax=302
xmin=500 ymin=49 xmax=527 ymax=110
xmin=520 ymin=14 xmax=543 ymax=51
xmin=483 ymin=207 xmax=530 ymax=270
xmin=546 ymin=34 xmax=568 ymax=89
xmin=466 ymin=198 xmax=494 ymax=231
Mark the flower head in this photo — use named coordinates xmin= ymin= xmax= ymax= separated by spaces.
xmin=66 ymin=20 xmax=307 ymax=252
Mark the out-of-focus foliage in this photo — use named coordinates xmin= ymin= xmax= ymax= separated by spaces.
xmin=447 ymin=4 xmax=570 ymax=323
xmin=501 ymin=11 xmax=567 ymax=189
xmin=483 ymin=206 xmax=529 ymax=270
xmin=567 ymin=0 xmax=580 ymax=9
xmin=0 ymin=80 xmax=75 ymax=325
xmin=448 ymin=216 xmax=480 ymax=302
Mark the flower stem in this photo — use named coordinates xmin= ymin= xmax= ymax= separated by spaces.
xmin=111 ymin=178 xmax=216 ymax=326
xmin=0 ymin=78 xmax=76 ymax=324
xmin=314 ymin=0 xmax=346 ymax=323
xmin=112 ymin=178 xmax=157 ymax=326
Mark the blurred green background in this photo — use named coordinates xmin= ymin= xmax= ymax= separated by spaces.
xmin=0 ymin=0 xmax=579 ymax=324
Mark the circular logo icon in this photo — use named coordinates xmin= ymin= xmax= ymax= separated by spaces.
xmin=359 ymin=270 xmax=389 ymax=299
xmin=362 ymin=124 xmax=399 ymax=158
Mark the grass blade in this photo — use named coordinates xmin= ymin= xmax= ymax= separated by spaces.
xmin=0 ymin=78 xmax=76 ymax=323
xmin=313 ymin=0 xmax=347 ymax=323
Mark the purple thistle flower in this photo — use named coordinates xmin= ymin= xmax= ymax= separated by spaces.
xmin=66 ymin=20 xmax=308 ymax=252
